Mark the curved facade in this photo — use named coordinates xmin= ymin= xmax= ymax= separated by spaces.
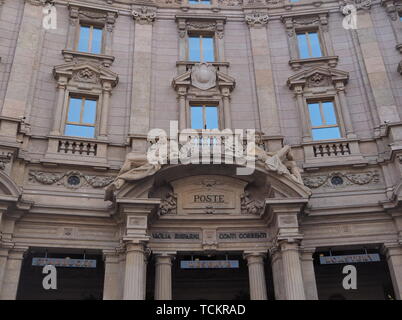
xmin=0 ymin=0 xmax=402 ymax=300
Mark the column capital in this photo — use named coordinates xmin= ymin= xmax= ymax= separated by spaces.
xmin=382 ymin=243 xmax=402 ymax=256
xmin=244 ymin=252 xmax=266 ymax=264
xmin=245 ymin=11 xmax=269 ymax=28
xmin=132 ymin=6 xmax=156 ymax=25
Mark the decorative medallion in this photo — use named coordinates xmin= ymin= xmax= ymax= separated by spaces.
xmin=191 ymin=63 xmax=217 ymax=91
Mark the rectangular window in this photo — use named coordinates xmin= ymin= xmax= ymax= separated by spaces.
xmin=65 ymin=97 xmax=97 ymax=138
xmin=188 ymin=35 xmax=215 ymax=62
xmin=189 ymin=0 xmax=211 ymax=3
xmin=77 ymin=25 xmax=103 ymax=54
xmin=191 ymin=105 xmax=219 ymax=129
xmin=308 ymin=101 xmax=341 ymax=140
xmin=297 ymin=31 xmax=323 ymax=59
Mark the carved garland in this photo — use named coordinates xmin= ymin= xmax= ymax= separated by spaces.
xmin=29 ymin=170 xmax=114 ymax=189
xmin=303 ymin=171 xmax=379 ymax=189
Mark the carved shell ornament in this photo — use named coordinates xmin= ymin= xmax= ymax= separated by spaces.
xmin=191 ymin=63 xmax=217 ymax=91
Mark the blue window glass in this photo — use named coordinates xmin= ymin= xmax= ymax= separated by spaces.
xmin=297 ymin=31 xmax=322 ymax=59
xmin=65 ymin=125 xmax=95 ymax=138
xmin=65 ymin=97 xmax=97 ymax=138
xmin=308 ymin=103 xmax=322 ymax=127
xmin=191 ymin=106 xmax=203 ymax=129
xmin=77 ymin=26 xmax=90 ymax=52
xmin=191 ymin=105 xmax=219 ymax=129
xmin=77 ymin=25 xmax=103 ymax=54
xmin=188 ymin=36 xmax=215 ymax=62
xmin=309 ymin=32 xmax=322 ymax=58
xmin=189 ymin=0 xmax=211 ymax=3
xmin=189 ymin=37 xmax=201 ymax=62
xmin=67 ymin=98 xmax=82 ymax=123
xmin=308 ymin=101 xmax=341 ymax=141
xmin=322 ymin=101 xmax=337 ymax=125
xmin=92 ymin=27 xmax=103 ymax=54
xmin=203 ymin=37 xmax=215 ymax=62
xmin=312 ymin=127 xmax=341 ymax=140
xmin=83 ymin=99 xmax=97 ymax=124
xmin=205 ymin=106 xmax=218 ymax=129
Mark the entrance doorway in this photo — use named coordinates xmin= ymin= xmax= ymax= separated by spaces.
xmin=17 ymin=248 xmax=104 ymax=300
xmin=314 ymin=247 xmax=395 ymax=300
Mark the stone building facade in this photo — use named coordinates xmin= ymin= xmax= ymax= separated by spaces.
xmin=0 ymin=0 xmax=402 ymax=300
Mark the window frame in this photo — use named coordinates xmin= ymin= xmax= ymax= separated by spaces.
xmin=188 ymin=0 xmax=211 ymax=4
xmin=64 ymin=95 xmax=99 ymax=139
xmin=189 ymin=102 xmax=221 ymax=130
xmin=306 ymin=98 xmax=343 ymax=141
xmin=75 ymin=23 xmax=105 ymax=55
xmin=187 ymin=33 xmax=216 ymax=63
xmin=296 ymin=30 xmax=324 ymax=59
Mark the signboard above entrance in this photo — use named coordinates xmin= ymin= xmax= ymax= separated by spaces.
xmin=180 ymin=260 xmax=239 ymax=269
xmin=32 ymin=257 xmax=97 ymax=268
xmin=319 ymin=253 xmax=380 ymax=265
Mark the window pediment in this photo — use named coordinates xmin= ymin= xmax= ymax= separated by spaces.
xmin=53 ymin=62 xmax=119 ymax=89
xmin=172 ymin=63 xmax=235 ymax=92
xmin=287 ymin=66 xmax=349 ymax=90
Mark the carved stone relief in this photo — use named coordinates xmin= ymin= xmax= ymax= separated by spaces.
xmin=191 ymin=63 xmax=217 ymax=90
xmin=29 ymin=170 xmax=114 ymax=189
xmin=303 ymin=171 xmax=380 ymax=189
xmin=132 ymin=6 xmax=156 ymax=24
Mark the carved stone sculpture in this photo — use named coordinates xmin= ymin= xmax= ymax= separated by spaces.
xmin=191 ymin=63 xmax=216 ymax=91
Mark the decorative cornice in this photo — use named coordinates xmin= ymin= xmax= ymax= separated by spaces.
xmin=245 ymin=11 xmax=269 ymax=28
xmin=132 ymin=6 xmax=156 ymax=24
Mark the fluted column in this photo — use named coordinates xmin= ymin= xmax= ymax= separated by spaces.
xmin=245 ymin=252 xmax=267 ymax=300
xmin=300 ymin=248 xmax=318 ymax=300
xmin=281 ymin=241 xmax=306 ymax=300
xmin=123 ymin=242 xmax=147 ymax=300
xmin=270 ymin=248 xmax=285 ymax=300
xmin=154 ymin=254 xmax=174 ymax=300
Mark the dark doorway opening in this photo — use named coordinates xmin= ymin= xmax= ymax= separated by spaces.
xmin=314 ymin=247 xmax=395 ymax=300
xmin=17 ymin=248 xmax=104 ymax=300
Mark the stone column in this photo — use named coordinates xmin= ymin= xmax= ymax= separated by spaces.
xmin=50 ymin=79 xmax=67 ymax=135
xmin=1 ymin=0 xmax=44 ymax=119
xmin=270 ymin=247 xmax=285 ymax=300
xmin=100 ymin=83 xmax=112 ymax=138
xmin=0 ymin=248 xmax=26 ymax=300
xmin=383 ymin=244 xmax=402 ymax=300
xmin=221 ymin=88 xmax=232 ymax=129
xmin=295 ymin=85 xmax=311 ymax=141
xmin=245 ymin=12 xmax=281 ymax=137
xmin=300 ymin=248 xmax=318 ymax=300
xmin=102 ymin=251 xmax=122 ymax=300
xmin=335 ymin=82 xmax=355 ymax=138
xmin=123 ymin=242 xmax=147 ymax=300
xmin=178 ymin=87 xmax=187 ymax=130
xmin=129 ymin=7 xmax=156 ymax=152
xmin=281 ymin=241 xmax=306 ymax=300
xmin=154 ymin=254 xmax=174 ymax=300
xmin=244 ymin=252 xmax=267 ymax=300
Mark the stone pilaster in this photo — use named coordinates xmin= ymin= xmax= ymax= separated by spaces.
xmin=0 ymin=248 xmax=26 ymax=300
xmin=280 ymin=241 xmax=306 ymax=300
xmin=300 ymin=248 xmax=318 ymax=300
xmin=102 ymin=250 xmax=122 ymax=300
xmin=352 ymin=8 xmax=400 ymax=124
xmin=123 ymin=242 xmax=147 ymax=300
xmin=154 ymin=253 xmax=174 ymax=300
xmin=0 ymin=249 xmax=8 ymax=296
xmin=245 ymin=11 xmax=281 ymax=142
xmin=244 ymin=252 xmax=267 ymax=300
xmin=383 ymin=243 xmax=402 ymax=300
xmin=2 ymin=0 xmax=44 ymax=120
xmin=130 ymin=6 xmax=156 ymax=152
